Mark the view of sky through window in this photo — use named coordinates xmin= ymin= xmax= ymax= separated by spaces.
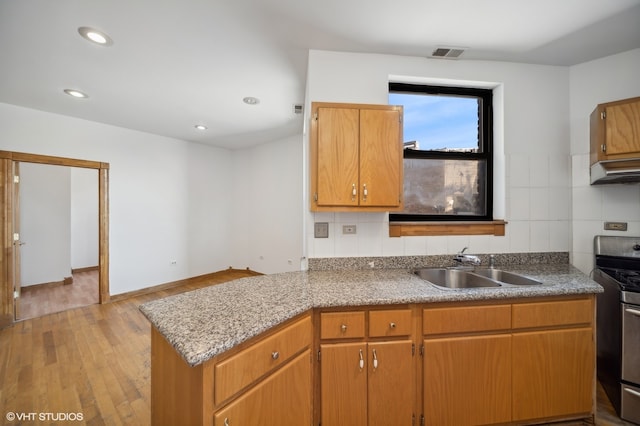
xmin=389 ymin=93 xmax=480 ymax=151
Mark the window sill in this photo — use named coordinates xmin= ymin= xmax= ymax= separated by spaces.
xmin=389 ymin=220 xmax=507 ymax=237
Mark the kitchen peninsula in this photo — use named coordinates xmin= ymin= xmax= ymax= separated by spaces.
xmin=140 ymin=254 xmax=603 ymax=426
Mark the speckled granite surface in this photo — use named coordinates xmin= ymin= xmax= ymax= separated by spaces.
xmin=139 ymin=259 xmax=602 ymax=367
xmin=307 ymin=252 xmax=570 ymax=270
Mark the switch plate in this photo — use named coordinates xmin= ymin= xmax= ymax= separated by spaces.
xmin=343 ymin=225 xmax=357 ymax=235
xmin=314 ymin=222 xmax=329 ymax=238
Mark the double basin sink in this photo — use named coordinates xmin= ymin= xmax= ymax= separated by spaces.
xmin=414 ymin=267 xmax=542 ymax=290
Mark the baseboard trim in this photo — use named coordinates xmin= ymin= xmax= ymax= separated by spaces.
xmin=72 ymin=266 xmax=99 ymax=273
xmin=109 ymin=268 xmax=262 ymax=302
xmin=22 ymin=280 xmax=65 ymax=292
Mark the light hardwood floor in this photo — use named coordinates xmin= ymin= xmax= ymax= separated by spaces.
xmin=19 ymin=270 xmax=100 ymax=320
xmin=0 ymin=270 xmax=634 ymax=425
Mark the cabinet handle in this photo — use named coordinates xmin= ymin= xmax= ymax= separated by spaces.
xmin=351 ymin=183 xmax=357 ymax=201
xmin=224 ymin=418 xmax=230 ymax=426
xmin=389 ymin=322 xmax=396 ymax=329
xmin=271 ymin=351 xmax=279 ymax=360
xmin=625 ymin=387 xmax=640 ymax=398
xmin=372 ymin=348 xmax=378 ymax=369
xmin=362 ymin=184 xmax=368 ymax=201
xmin=626 ymin=308 xmax=640 ymax=317
xmin=359 ymin=349 xmax=364 ymax=370
xmin=340 ymin=324 xmax=347 ymax=332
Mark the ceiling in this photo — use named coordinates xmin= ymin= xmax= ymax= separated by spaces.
xmin=1 ymin=0 xmax=640 ymax=150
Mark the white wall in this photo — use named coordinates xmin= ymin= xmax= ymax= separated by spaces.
xmin=569 ymin=48 xmax=640 ymax=274
xmin=230 ymin=135 xmax=304 ymax=274
xmin=71 ymin=167 xmax=99 ymax=269
xmin=19 ymin=163 xmax=71 ymax=286
xmin=0 ymin=102 xmax=236 ymax=295
xmin=304 ymin=50 xmax=571 ymax=260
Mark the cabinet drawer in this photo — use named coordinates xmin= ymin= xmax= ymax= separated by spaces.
xmin=369 ymin=309 xmax=412 ymax=337
xmin=512 ymin=298 xmax=593 ymax=329
xmin=214 ymin=315 xmax=311 ymax=404
xmin=214 ymin=350 xmax=312 ymax=426
xmin=320 ymin=311 xmax=365 ymax=339
xmin=423 ymin=304 xmax=511 ymax=335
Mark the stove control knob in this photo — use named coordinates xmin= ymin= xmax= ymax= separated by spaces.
xmin=633 ymin=244 xmax=640 ymax=251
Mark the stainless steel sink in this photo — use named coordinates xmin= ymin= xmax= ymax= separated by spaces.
xmin=414 ymin=267 xmax=542 ymax=289
xmin=414 ymin=268 xmax=501 ymax=289
xmin=472 ymin=268 xmax=542 ymax=286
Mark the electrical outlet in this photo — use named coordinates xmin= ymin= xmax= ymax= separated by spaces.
xmin=343 ymin=225 xmax=357 ymax=235
xmin=314 ymin=222 xmax=329 ymax=238
xmin=604 ymin=221 xmax=627 ymax=231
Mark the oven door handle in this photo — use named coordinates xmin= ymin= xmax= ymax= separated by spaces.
xmin=624 ymin=387 xmax=640 ymax=398
xmin=625 ymin=308 xmax=640 ymax=317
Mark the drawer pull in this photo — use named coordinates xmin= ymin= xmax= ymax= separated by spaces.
xmin=625 ymin=308 xmax=640 ymax=317
xmin=625 ymin=387 xmax=640 ymax=398
xmin=340 ymin=324 xmax=347 ymax=332
xmin=389 ymin=322 xmax=396 ymax=329
xmin=271 ymin=351 xmax=279 ymax=360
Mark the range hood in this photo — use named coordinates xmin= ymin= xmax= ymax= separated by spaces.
xmin=591 ymin=158 xmax=640 ymax=185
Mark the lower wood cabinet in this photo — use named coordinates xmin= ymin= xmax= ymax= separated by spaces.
xmin=150 ymin=313 xmax=312 ymax=426
xmin=318 ymin=307 xmax=417 ymax=426
xmin=423 ymin=334 xmax=512 ymax=425
xmin=214 ymin=350 xmax=311 ymax=426
xmin=422 ymin=296 xmax=595 ymax=426
xmin=320 ymin=341 xmax=415 ymax=426
xmin=512 ymin=328 xmax=594 ymax=420
xmin=150 ymin=296 xmax=595 ymax=426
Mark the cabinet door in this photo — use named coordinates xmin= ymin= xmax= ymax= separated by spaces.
xmin=368 ymin=341 xmax=414 ymax=426
xmin=605 ymin=99 xmax=640 ymax=156
xmin=316 ymin=107 xmax=360 ymax=207
xmin=214 ymin=350 xmax=312 ymax=426
xmin=321 ymin=343 xmax=367 ymax=426
xmin=512 ymin=327 xmax=594 ymax=421
xmin=423 ymin=334 xmax=511 ymax=426
xmin=359 ymin=109 xmax=402 ymax=207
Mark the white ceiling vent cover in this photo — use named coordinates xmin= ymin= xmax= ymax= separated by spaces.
xmin=431 ymin=47 xmax=466 ymax=59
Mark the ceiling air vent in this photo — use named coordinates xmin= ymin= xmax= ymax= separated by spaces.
xmin=431 ymin=47 xmax=466 ymax=59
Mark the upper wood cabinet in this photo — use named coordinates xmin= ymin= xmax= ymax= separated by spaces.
xmin=310 ymin=102 xmax=404 ymax=212
xmin=590 ymin=96 xmax=640 ymax=164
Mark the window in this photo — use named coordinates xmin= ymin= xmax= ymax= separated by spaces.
xmin=388 ymin=83 xmax=493 ymax=223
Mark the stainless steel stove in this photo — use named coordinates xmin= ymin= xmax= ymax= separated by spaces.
xmin=594 ymin=235 xmax=640 ymax=424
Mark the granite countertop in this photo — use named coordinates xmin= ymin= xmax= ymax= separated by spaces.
xmin=139 ymin=263 xmax=602 ymax=367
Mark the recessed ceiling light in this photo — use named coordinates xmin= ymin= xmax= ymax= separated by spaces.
xmin=194 ymin=124 xmax=208 ymax=130
xmin=78 ymin=27 xmax=113 ymax=46
xmin=63 ymin=89 xmax=89 ymax=99
xmin=243 ymin=96 xmax=260 ymax=105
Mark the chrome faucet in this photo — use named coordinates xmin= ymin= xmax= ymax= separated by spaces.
xmin=454 ymin=247 xmax=481 ymax=266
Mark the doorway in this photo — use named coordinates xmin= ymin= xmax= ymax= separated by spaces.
xmin=0 ymin=151 xmax=109 ymax=328
xmin=16 ymin=163 xmax=99 ymax=320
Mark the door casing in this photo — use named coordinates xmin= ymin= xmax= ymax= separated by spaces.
xmin=0 ymin=150 xmax=109 ymax=328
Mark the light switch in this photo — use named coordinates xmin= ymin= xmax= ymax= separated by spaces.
xmin=314 ymin=222 xmax=329 ymax=238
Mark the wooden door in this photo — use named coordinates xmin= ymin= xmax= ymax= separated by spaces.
xmin=605 ymin=99 xmax=640 ymax=156
xmin=359 ymin=109 xmax=402 ymax=207
xmin=368 ymin=340 xmax=414 ymax=426
xmin=423 ymin=334 xmax=512 ymax=425
xmin=316 ymin=107 xmax=360 ymax=207
xmin=214 ymin=350 xmax=312 ymax=426
xmin=320 ymin=342 xmax=367 ymax=426
xmin=512 ymin=328 xmax=594 ymax=421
